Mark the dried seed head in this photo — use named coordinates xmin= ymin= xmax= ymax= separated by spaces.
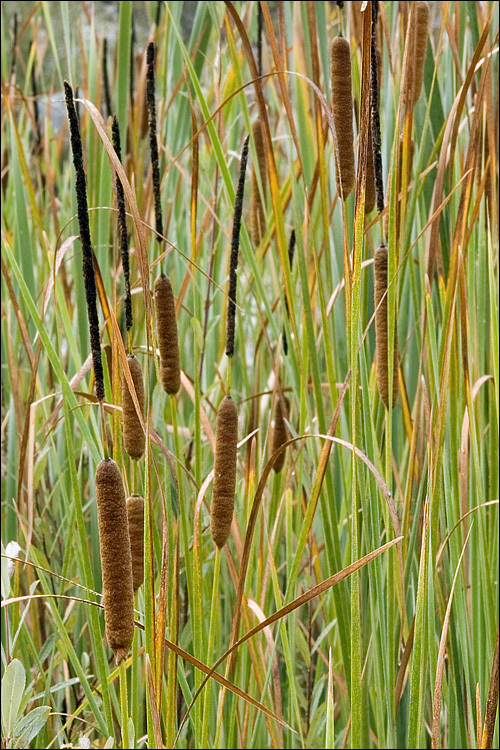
xmin=412 ymin=2 xmax=430 ymax=105
xmin=330 ymin=36 xmax=356 ymax=199
xmin=102 ymin=38 xmax=112 ymax=120
xmin=250 ymin=119 xmax=267 ymax=247
xmin=374 ymin=245 xmax=398 ymax=408
xmin=210 ymin=396 xmax=238 ymax=549
xmin=270 ymin=395 xmax=290 ymax=473
xmin=154 ymin=274 xmax=181 ymax=395
xmin=95 ymin=459 xmax=135 ymax=664
xmin=365 ymin=121 xmax=377 ymax=215
xmin=127 ymin=494 xmax=144 ymax=593
xmin=111 ymin=116 xmax=133 ymax=332
xmin=121 ymin=355 xmax=145 ymax=460
xmin=146 ymin=42 xmax=163 ymax=242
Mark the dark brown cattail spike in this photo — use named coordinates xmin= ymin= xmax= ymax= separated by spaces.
xmin=95 ymin=459 xmax=135 ymax=664
xmin=257 ymin=2 xmax=263 ymax=77
xmin=250 ymin=120 xmax=266 ymax=247
xmin=112 ymin=116 xmax=133 ymax=332
xmin=330 ymin=36 xmax=356 ymax=199
xmin=102 ymin=38 xmax=113 ymax=120
xmin=127 ymin=494 xmax=144 ymax=593
xmin=374 ymin=244 xmax=398 ymax=408
xmin=121 ymin=355 xmax=145 ymax=459
xmin=210 ymin=396 xmax=238 ymax=549
xmin=282 ymin=229 xmax=296 ymax=356
xmin=31 ymin=50 xmax=41 ymax=147
xmin=370 ymin=0 xmax=384 ymax=214
xmin=146 ymin=42 xmax=163 ymax=243
xmin=154 ymin=274 xmax=181 ymax=394
xmin=129 ymin=14 xmax=136 ymax=106
xmin=270 ymin=394 xmax=290 ymax=472
xmin=226 ymin=136 xmax=250 ymax=358
xmin=64 ymin=81 xmax=105 ymax=403
xmin=412 ymin=2 xmax=430 ymax=105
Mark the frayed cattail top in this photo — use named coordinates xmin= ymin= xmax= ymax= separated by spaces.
xmin=95 ymin=458 xmax=135 ymax=664
xmin=330 ymin=36 xmax=356 ymax=199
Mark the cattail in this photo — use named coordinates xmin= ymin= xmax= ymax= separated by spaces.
xmin=121 ymin=355 xmax=145 ymax=460
xmin=102 ymin=38 xmax=113 ymax=120
xmin=95 ymin=459 xmax=135 ymax=664
xmin=282 ymin=228 xmax=296 ymax=356
xmin=210 ymin=396 xmax=238 ymax=549
xmin=146 ymin=42 xmax=163 ymax=242
xmin=412 ymin=2 xmax=430 ymax=105
xmin=330 ymin=36 xmax=356 ymax=199
xmin=374 ymin=244 xmax=398 ymax=408
xmin=370 ymin=0 xmax=384 ymax=213
xmin=127 ymin=494 xmax=144 ymax=593
xmin=154 ymin=274 xmax=181 ymax=395
xmin=226 ymin=136 xmax=250 ymax=358
xmin=64 ymin=81 xmax=105 ymax=402
xmin=31 ymin=46 xmax=41 ymax=147
xmin=111 ymin=116 xmax=133 ymax=332
xmin=250 ymin=120 xmax=266 ymax=246
xmin=270 ymin=395 xmax=290 ymax=473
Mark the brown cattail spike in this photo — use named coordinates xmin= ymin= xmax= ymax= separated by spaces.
xmin=154 ymin=274 xmax=181 ymax=395
xmin=270 ymin=395 xmax=290 ymax=473
xmin=250 ymin=119 xmax=267 ymax=246
xmin=210 ymin=396 xmax=238 ymax=549
xmin=127 ymin=494 xmax=144 ymax=593
xmin=330 ymin=36 xmax=356 ymax=199
xmin=64 ymin=81 xmax=105 ymax=403
xmin=121 ymin=355 xmax=145 ymax=460
xmin=95 ymin=459 xmax=135 ymax=664
xmin=412 ymin=2 xmax=430 ymax=105
xmin=374 ymin=245 xmax=398 ymax=408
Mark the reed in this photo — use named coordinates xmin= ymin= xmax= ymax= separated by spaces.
xmin=210 ymin=396 xmax=238 ymax=549
xmin=95 ymin=459 xmax=135 ymax=665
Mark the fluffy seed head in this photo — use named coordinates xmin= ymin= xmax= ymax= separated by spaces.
xmin=374 ymin=245 xmax=399 ymax=408
xmin=121 ymin=355 xmax=145 ymax=460
xmin=95 ymin=459 xmax=135 ymax=664
xmin=412 ymin=2 xmax=430 ymax=105
xmin=210 ymin=396 xmax=238 ymax=549
xmin=127 ymin=494 xmax=144 ymax=593
xmin=270 ymin=395 xmax=290 ymax=473
xmin=154 ymin=274 xmax=181 ymax=395
xmin=330 ymin=36 xmax=356 ymax=199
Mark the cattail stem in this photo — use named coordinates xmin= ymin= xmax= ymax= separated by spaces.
xmin=146 ymin=42 xmax=163 ymax=246
xmin=226 ymin=136 xmax=250 ymax=360
xmin=99 ymin=402 xmax=108 ymax=459
xmin=119 ymin=659 xmax=130 ymax=749
xmin=112 ymin=116 xmax=133 ymax=335
xmin=64 ymin=80 xmax=105 ymax=403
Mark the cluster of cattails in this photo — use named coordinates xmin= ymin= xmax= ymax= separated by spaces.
xmin=374 ymin=244 xmax=399 ymax=408
xmin=330 ymin=35 xmax=355 ymax=199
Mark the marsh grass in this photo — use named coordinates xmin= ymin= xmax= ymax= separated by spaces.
xmin=1 ymin=2 xmax=498 ymax=749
